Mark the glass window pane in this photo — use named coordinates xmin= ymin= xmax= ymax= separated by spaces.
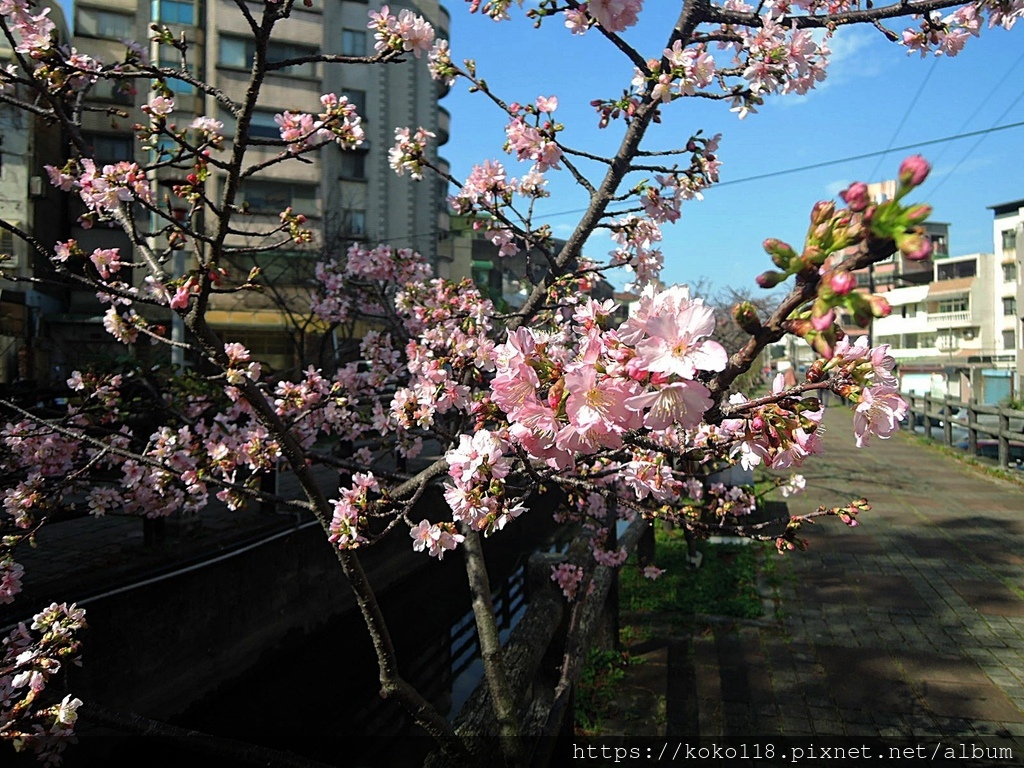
xmin=219 ymin=38 xmax=250 ymax=69
xmin=342 ymin=30 xmax=366 ymax=56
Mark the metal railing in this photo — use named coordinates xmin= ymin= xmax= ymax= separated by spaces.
xmin=904 ymin=393 xmax=1024 ymax=469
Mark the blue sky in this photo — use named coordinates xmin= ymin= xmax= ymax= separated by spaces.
xmin=441 ymin=6 xmax=1024 ymax=294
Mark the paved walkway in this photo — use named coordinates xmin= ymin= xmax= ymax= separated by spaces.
xmin=595 ymin=406 xmax=1024 ymax=765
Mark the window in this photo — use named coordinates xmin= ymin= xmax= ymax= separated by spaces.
xmin=1003 ymin=262 xmax=1017 ymax=282
xmin=342 ymin=30 xmax=367 ymax=56
xmin=89 ymin=78 xmax=135 ymax=105
xmin=340 ymin=151 xmax=366 ymax=180
xmin=1004 ymin=330 xmax=1016 ymax=350
xmin=77 ymin=7 xmax=135 ymax=39
xmin=151 ymin=0 xmax=194 ymax=25
xmin=83 ymin=133 xmax=134 ymax=166
xmin=219 ymin=37 xmax=318 ymax=78
xmin=1004 ymin=297 xmax=1017 ymax=316
xmin=1003 ymin=229 xmax=1017 ymax=252
xmin=341 ymin=89 xmax=367 ymax=118
xmin=936 ymin=260 xmax=976 ymax=280
xmin=343 ymin=210 xmax=366 ymax=237
xmin=937 ymin=297 xmax=968 ymax=314
xmin=930 ymin=233 xmax=948 ymax=257
xmin=250 ymin=112 xmax=283 ymax=139
xmin=237 ymin=180 xmax=318 ymax=215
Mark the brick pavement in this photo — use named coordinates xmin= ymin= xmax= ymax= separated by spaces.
xmin=683 ymin=406 xmax=1024 ymax=763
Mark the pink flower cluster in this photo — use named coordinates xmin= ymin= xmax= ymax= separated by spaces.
xmin=45 ymin=159 xmax=153 ymax=218
xmin=276 ymin=94 xmax=364 ymax=154
xmin=505 ymin=116 xmax=562 ymax=172
xmin=328 ymin=472 xmax=378 ymax=549
xmin=410 ymin=519 xmax=465 ymax=559
xmin=902 ymin=2 xmax=1022 ymax=57
xmin=585 ymin=0 xmax=644 ymax=32
xmin=388 ymin=126 xmax=435 ymax=180
xmin=609 ymin=215 xmax=664 ymax=289
xmin=550 ymin=562 xmax=585 ymax=601
xmin=368 ymin=4 xmax=435 ymax=58
xmin=490 ymin=286 xmax=726 ymax=472
xmin=1 ymin=601 xmax=86 ymax=764
xmin=0 ymin=556 xmax=24 ymax=604
xmin=443 ymin=430 xmax=525 ymax=535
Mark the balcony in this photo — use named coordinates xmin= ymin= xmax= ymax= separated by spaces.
xmin=928 ymin=310 xmax=973 ymax=327
xmin=437 ymin=107 xmax=450 ymax=146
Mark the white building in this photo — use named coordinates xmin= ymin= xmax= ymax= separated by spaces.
xmin=993 ymin=199 xmax=1024 ymax=401
xmin=876 ymin=249 xmax=1016 ymax=403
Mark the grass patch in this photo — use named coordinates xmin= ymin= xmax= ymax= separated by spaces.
xmin=620 ymin=527 xmax=765 ymax=620
xmin=574 ymin=647 xmax=633 ymax=734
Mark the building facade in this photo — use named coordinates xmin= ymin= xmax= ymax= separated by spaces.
xmin=55 ymin=0 xmax=449 ymax=374
xmin=0 ymin=1 xmax=71 ymax=385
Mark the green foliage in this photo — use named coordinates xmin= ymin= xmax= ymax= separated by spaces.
xmin=620 ymin=528 xmax=764 ymax=621
xmin=574 ymin=647 xmax=632 ymax=734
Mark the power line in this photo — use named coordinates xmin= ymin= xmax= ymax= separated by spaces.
xmin=867 ymin=57 xmax=938 ymax=182
xmin=927 ymin=48 xmax=1024 ymax=170
xmin=537 ymin=119 xmax=1024 ymax=220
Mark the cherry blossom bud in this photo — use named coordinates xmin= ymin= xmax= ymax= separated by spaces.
xmin=756 ymin=270 xmax=785 ymax=289
xmin=840 ymin=181 xmax=870 ymax=212
xmin=898 ymin=230 xmax=933 ymax=261
xmin=868 ymin=295 xmax=892 ymax=318
xmin=811 ymin=307 xmax=835 ymax=331
xmin=801 ymin=245 xmax=826 ymax=268
xmin=806 ymin=360 xmax=825 ymax=383
xmin=898 ymin=155 xmax=931 ymax=188
xmin=732 ymin=301 xmax=762 ymax=334
xmin=829 ymin=270 xmax=856 ymax=295
xmin=763 ymin=238 xmax=797 ymax=270
xmin=904 ymin=204 xmax=932 ymax=225
xmin=809 ymin=200 xmax=836 ymax=227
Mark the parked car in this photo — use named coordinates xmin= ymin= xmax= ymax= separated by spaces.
xmin=953 ymin=437 xmax=1024 ymax=468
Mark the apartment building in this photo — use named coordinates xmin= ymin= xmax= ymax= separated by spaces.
xmin=0 ymin=1 xmax=71 ymax=383
xmin=58 ymin=0 xmax=449 ymax=374
xmin=995 ymin=198 xmax=1024 ymax=399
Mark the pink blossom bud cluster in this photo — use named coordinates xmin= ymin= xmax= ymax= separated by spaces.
xmin=426 ymin=39 xmax=457 ymax=86
xmin=723 ymin=374 xmax=824 ymax=470
xmin=367 ymin=5 xmax=435 ymax=58
xmin=388 ymin=126 xmax=436 ymax=180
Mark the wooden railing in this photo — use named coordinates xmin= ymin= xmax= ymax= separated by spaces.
xmin=903 ymin=393 xmax=1024 ymax=469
